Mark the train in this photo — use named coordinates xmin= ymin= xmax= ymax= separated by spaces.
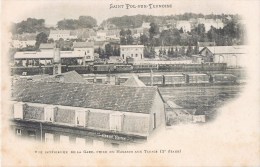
xmin=118 ymin=73 xmax=237 ymax=86
xmin=11 ymin=62 xmax=227 ymax=76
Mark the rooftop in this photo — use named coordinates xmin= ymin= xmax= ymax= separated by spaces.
xmin=39 ymin=43 xmax=55 ymax=49
xmin=12 ymin=81 xmax=159 ymax=114
xmin=30 ymin=71 xmax=87 ymax=83
xmin=72 ymin=42 xmax=94 ymax=48
xmin=200 ymin=46 xmax=248 ymax=54
xmin=123 ymin=75 xmax=146 ymax=87
xmin=120 ymin=45 xmax=144 ymax=48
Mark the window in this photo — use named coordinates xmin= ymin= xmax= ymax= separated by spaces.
xmin=16 ymin=128 xmax=22 ymax=136
xmin=60 ymin=135 xmax=70 ymax=144
xmin=14 ymin=102 xmax=24 ymax=119
xmin=110 ymin=113 xmax=123 ymax=131
xmin=75 ymin=110 xmax=85 ymax=127
xmin=44 ymin=106 xmax=54 ymax=122
xmin=87 ymin=50 xmax=89 ymax=53
xmin=45 ymin=133 xmax=54 ymax=143
xmin=136 ymin=54 xmax=138 ymax=57
xmin=131 ymin=54 xmax=133 ymax=57
xmin=153 ymin=113 xmax=156 ymax=129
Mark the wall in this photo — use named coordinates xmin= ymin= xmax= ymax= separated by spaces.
xmin=149 ymin=91 xmax=165 ymax=132
xmin=122 ymin=114 xmax=150 ymax=134
xmin=54 ymin=108 xmax=75 ymax=125
xmin=120 ymin=47 xmax=144 ymax=60
xmin=11 ymin=102 xmax=152 ymax=137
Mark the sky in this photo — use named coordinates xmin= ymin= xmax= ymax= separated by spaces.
xmin=2 ymin=0 xmax=256 ymax=26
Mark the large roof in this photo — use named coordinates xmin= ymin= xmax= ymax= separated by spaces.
xmin=14 ymin=51 xmax=85 ymax=59
xmin=12 ymin=81 xmax=159 ymax=114
xmin=123 ymin=75 xmax=146 ymax=87
xmin=31 ymin=71 xmax=87 ymax=83
xmin=200 ymin=46 xmax=248 ymax=54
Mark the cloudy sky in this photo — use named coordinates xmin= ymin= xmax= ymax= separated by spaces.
xmin=2 ymin=0 xmax=257 ymax=26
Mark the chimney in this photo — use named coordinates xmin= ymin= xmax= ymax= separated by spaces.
xmin=53 ymin=48 xmax=61 ymax=75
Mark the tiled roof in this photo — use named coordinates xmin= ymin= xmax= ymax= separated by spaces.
xmin=72 ymin=42 xmax=94 ymax=48
xmin=200 ymin=46 xmax=247 ymax=54
xmin=123 ymin=75 xmax=146 ymax=87
xmin=31 ymin=71 xmax=87 ymax=83
xmin=39 ymin=43 xmax=55 ymax=49
xmin=13 ymin=81 xmax=159 ymax=114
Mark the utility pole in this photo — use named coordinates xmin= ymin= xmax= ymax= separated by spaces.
xmin=150 ymin=68 xmax=153 ymax=86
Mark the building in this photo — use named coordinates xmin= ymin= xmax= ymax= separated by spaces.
xmin=72 ymin=42 xmax=95 ymax=62
xmin=48 ymin=30 xmax=77 ymax=41
xmin=11 ymin=40 xmax=36 ymax=48
xmin=14 ymin=49 xmax=89 ymax=67
xmin=10 ymin=81 xmax=165 ymax=146
xmin=197 ymin=19 xmax=224 ymax=32
xmin=141 ymin=22 xmax=151 ymax=29
xmin=192 ymin=110 xmax=206 ymax=123
xmin=120 ymin=45 xmax=144 ymax=61
xmin=199 ymin=46 xmax=247 ymax=67
xmin=11 ymin=33 xmax=37 ymax=48
xmin=26 ymin=71 xmax=87 ymax=83
xmin=123 ymin=75 xmax=146 ymax=87
xmin=176 ymin=21 xmax=191 ymax=32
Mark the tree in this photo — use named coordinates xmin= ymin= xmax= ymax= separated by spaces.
xmin=105 ymin=44 xmax=113 ymax=57
xmin=140 ymin=34 xmax=149 ymax=45
xmin=78 ymin=16 xmax=97 ymax=28
xmin=35 ymin=32 xmax=48 ymax=49
xmin=11 ymin=18 xmax=47 ymax=34
xmin=149 ymin=22 xmax=159 ymax=40
xmin=186 ymin=45 xmax=193 ymax=57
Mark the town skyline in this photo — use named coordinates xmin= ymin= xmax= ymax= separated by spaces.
xmin=5 ymin=0 xmax=250 ymax=26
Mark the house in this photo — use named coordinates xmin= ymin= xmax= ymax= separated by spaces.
xmin=72 ymin=42 xmax=95 ymax=62
xmin=11 ymin=40 xmax=36 ymax=48
xmin=176 ymin=21 xmax=191 ymax=32
xmin=165 ymin=101 xmax=193 ymax=125
xmin=141 ymin=22 xmax=151 ymax=29
xmin=197 ymin=19 xmax=224 ymax=32
xmin=192 ymin=110 xmax=206 ymax=123
xmin=123 ymin=75 xmax=146 ymax=87
xmin=120 ymin=45 xmax=144 ymax=61
xmin=10 ymin=81 xmax=165 ymax=146
xmin=14 ymin=49 xmax=87 ymax=66
xmin=11 ymin=33 xmax=37 ymax=48
xmin=199 ymin=46 xmax=247 ymax=67
xmin=48 ymin=30 xmax=77 ymax=41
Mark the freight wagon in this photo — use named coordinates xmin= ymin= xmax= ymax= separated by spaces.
xmin=115 ymin=65 xmax=133 ymax=72
xmin=186 ymin=74 xmax=210 ymax=84
xmin=138 ymin=75 xmax=164 ymax=86
xmin=211 ymin=74 xmax=237 ymax=83
xmin=164 ymin=74 xmax=186 ymax=85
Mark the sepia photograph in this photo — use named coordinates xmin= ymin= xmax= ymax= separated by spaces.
xmin=1 ymin=0 xmax=260 ymax=166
